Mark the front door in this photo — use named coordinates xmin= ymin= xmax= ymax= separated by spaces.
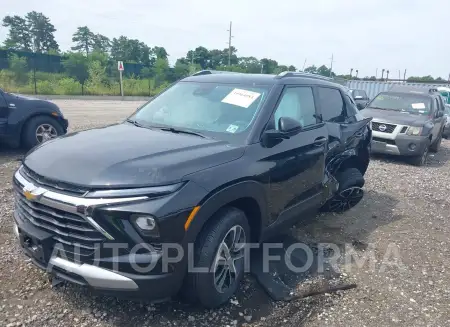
xmin=262 ymin=86 xmax=328 ymax=226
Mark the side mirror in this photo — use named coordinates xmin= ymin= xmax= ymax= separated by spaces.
xmin=263 ymin=117 xmax=302 ymax=142
xmin=436 ymin=111 xmax=444 ymax=118
xmin=354 ymin=95 xmax=363 ymax=100
xmin=278 ymin=116 xmax=302 ymax=133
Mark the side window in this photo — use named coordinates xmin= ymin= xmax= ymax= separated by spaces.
xmin=434 ymin=98 xmax=440 ymax=117
xmin=317 ymin=87 xmax=346 ymax=122
xmin=273 ymin=87 xmax=317 ymax=129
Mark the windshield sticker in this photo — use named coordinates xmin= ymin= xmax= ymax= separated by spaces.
xmin=222 ymin=88 xmax=261 ymax=108
xmin=226 ymin=124 xmax=239 ymax=133
xmin=412 ymin=103 xmax=426 ymax=109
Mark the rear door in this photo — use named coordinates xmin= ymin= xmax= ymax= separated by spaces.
xmin=264 ymin=85 xmax=328 ymax=226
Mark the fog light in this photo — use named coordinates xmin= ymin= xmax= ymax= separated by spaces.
xmin=135 ymin=216 xmax=156 ymax=231
xmin=408 ymin=143 xmax=417 ymax=151
xmin=133 ymin=215 xmax=160 ymax=238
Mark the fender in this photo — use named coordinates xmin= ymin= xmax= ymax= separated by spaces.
xmin=184 ymin=180 xmax=268 ymax=243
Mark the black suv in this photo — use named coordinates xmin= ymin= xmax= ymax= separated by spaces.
xmin=12 ymin=71 xmax=371 ymax=308
xmin=360 ymin=86 xmax=446 ymax=166
xmin=0 ymin=89 xmax=68 ymax=148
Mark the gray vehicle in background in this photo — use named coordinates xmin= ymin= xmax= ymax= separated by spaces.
xmin=360 ymin=86 xmax=446 ymax=166
xmin=349 ymin=89 xmax=370 ymax=110
xmin=443 ymin=104 xmax=450 ymax=138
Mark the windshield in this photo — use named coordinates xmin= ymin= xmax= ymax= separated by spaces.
xmin=131 ymin=81 xmax=269 ymax=138
xmin=369 ymin=92 xmax=431 ymax=115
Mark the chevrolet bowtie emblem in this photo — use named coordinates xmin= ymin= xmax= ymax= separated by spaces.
xmin=23 ymin=185 xmax=45 ymax=201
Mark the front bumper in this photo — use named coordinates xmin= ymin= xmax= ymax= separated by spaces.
xmin=372 ymin=133 xmax=429 ymax=156
xmin=11 ymin=168 xmax=206 ymax=300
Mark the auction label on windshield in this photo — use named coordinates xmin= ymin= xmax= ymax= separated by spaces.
xmin=412 ymin=103 xmax=426 ymax=109
xmin=222 ymin=88 xmax=261 ymax=108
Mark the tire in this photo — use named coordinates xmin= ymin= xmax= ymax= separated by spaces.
xmin=322 ymin=168 xmax=365 ymax=213
xmin=411 ymin=140 xmax=430 ymax=166
xmin=430 ymin=132 xmax=442 ymax=153
xmin=22 ymin=116 xmax=64 ymax=149
xmin=182 ymin=207 xmax=250 ymax=308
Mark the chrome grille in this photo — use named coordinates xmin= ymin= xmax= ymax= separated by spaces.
xmin=372 ymin=122 xmax=396 ymax=133
xmin=13 ymin=182 xmax=106 ymax=252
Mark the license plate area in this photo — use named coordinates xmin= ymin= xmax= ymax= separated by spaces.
xmin=19 ymin=228 xmax=54 ymax=266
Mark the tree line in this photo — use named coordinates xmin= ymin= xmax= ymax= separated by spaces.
xmin=1 ymin=12 xmax=447 ymax=96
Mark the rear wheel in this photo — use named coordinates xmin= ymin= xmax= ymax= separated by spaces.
xmin=183 ymin=207 xmax=249 ymax=308
xmin=22 ymin=116 xmax=63 ymax=149
xmin=322 ymin=168 xmax=365 ymax=213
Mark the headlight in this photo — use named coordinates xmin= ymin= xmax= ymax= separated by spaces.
xmin=406 ymin=126 xmax=422 ymax=136
xmin=85 ymin=183 xmax=184 ymax=198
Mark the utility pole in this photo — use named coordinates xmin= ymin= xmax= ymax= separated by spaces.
xmin=403 ymin=69 xmax=407 ymax=81
xmin=329 ymin=53 xmax=334 ymax=77
xmin=227 ymin=21 xmax=234 ymax=67
xmin=381 ymin=69 xmax=385 ymax=80
xmin=355 ymin=70 xmax=359 ymax=78
xmin=386 ymin=70 xmax=390 ymax=80
xmin=375 ymin=68 xmax=378 ymax=79
xmin=302 ymin=58 xmax=307 ymax=71
xmin=350 ymin=68 xmax=353 ymax=78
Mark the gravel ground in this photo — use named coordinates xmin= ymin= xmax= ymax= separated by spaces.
xmin=1 ymin=100 xmax=449 ymax=327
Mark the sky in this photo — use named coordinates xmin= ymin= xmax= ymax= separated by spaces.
xmin=1 ymin=0 xmax=449 ymax=78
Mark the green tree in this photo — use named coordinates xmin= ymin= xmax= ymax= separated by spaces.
xmin=153 ymin=58 xmax=169 ymax=86
xmin=186 ymin=46 xmax=210 ymax=69
xmin=304 ymin=65 xmax=318 ymax=74
xmin=317 ymin=65 xmax=335 ymax=77
xmin=2 ymin=15 xmax=32 ymax=51
xmin=8 ymin=54 xmax=28 ymax=83
xmin=153 ymin=46 xmax=168 ymax=60
xmin=288 ymin=65 xmax=296 ymax=71
xmin=71 ymin=26 xmax=95 ymax=55
xmin=238 ymin=56 xmax=261 ymax=73
xmin=62 ymin=52 xmax=89 ymax=94
xmin=260 ymin=58 xmax=278 ymax=74
xmin=26 ymin=11 xmax=59 ymax=53
xmin=110 ymin=36 xmax=151 ymax=65
xmin=173 ymin=61 xmax=190 ymax=79
xmin=92 ymin=34 xmax=111 ymax=53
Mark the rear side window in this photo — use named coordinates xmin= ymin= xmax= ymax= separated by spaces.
xmin=317 ymin=87 xmax=346 ymax=122
xmin=353 ymin=90 xmax=367 ymax=98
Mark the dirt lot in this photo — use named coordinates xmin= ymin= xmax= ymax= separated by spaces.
xmin=1 ymin=100 xmax=449 ymax=327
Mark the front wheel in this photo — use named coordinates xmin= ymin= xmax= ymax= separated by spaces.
xmin=22 ymin=116 xmax=63 ymax=149
xmin=430 ymin=132 xmax=442 ymax=153
xmin=411 ymin=141 xmax=430 ymax=166
xmin=183 ymin=207 xmax=250 ymax=308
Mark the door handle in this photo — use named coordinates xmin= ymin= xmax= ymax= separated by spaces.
xmin=313 ymin=137 xmax=327 ymax=146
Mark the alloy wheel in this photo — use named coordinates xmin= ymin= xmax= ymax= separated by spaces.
xmin=328 ymin=187 xmax=364 ymax=213
xmin=36 ymin=124 xmax=58 ymax=143
xmin=212 ymin=225 xmax=246 ymax=294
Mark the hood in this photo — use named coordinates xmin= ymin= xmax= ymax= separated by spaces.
xmin=360 ymin=107 xmax=429 ymax=126
xmin=23 ymin=123 xmax=245 ymax=188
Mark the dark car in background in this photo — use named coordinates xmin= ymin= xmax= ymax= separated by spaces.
xmin=360 ymin=86 xmax=446 ymax=166
xmin=0 ymin=88 xmax=68 ymax=149
xmin=349 ymin=89 xmax=370 ymax=110
xmin=11 ymin=70 xmax=372 ymax=308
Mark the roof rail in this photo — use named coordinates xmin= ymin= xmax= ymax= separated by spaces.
xmin=276 ymin=71 xmax=334 ymax=81
xmin=191 ymin=70 xmax=244 ymax=76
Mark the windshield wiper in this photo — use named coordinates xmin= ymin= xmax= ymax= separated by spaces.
xmin=126 ymin=118 xmax=145 ymax=128
xmin=159 ymin=127 xmax=206 ymax=138
xmin=368 ymin=106 xmax=389 ymax=110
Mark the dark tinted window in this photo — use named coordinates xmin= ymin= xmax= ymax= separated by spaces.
xmin=274 ymin=87 xmax=317 ymax=128
xmin=353 ymin=90 xmax=367 ymax=98
xmin=370 ymin=92 xmax=431 ymax=115
xmin=318 ymin=87 xmax=346 ymax=122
